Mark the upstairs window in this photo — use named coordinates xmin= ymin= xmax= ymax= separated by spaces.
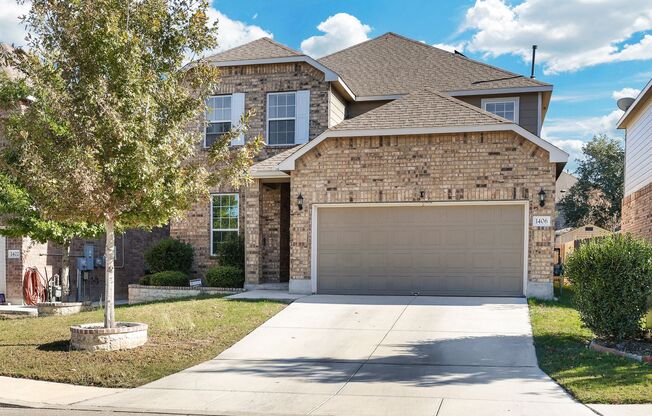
xmin=267 ymin=92 xmax=296 ymax=145
xmin=205 ymin=95 xmax=232 ymax=147
xmin=481 ymin=97 xmax=519 ymax=123
xmin=266 ymin=90 xmax=310 ymax=146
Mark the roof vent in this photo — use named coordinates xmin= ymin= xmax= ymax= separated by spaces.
xmin=530 ymin=45 xmax=537 ymax=79
xmin=617 ymin=97 xmax=636 ymax=111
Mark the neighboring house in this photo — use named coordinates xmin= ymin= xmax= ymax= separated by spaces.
xmin=618 ymin=78 xmax=652 ymax=242
xmin=172 ymin=33 xmax=568 ymax=299
xmin=554 ymin=224 xmax=612 ymax=264
xmin=555 ymin=171 xmax=577 ymax=229
xmin=0 ymin=44 xmax=168 ymax=305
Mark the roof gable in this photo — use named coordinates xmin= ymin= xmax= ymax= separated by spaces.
xmin=206 ymin=37 xmax=301 ymax=62
xmin=319 ymin=33 xmax=550 ymax=97
xmin=331 ymin=89 xmax=509 ymax=131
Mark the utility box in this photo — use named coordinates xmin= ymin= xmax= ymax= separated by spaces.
xmin=77 ymin=244 xmax=95 ymax=271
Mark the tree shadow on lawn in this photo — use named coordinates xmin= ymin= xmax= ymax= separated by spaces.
xmin=36 ymin=339 xmax=70 ymax=352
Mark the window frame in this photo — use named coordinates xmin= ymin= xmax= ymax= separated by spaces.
xmin=481 ymin=97 xmax=520 ymax=124
xmin=204 ymin=94 xmax=233 ymax=148
xmin=266 ymin=91 xmax=297 ymax=146
xmin=210 ymin=193 xmax=240 ymax=257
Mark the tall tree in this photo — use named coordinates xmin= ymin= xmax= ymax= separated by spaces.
xmin=0 ymin=0 xmax=261 ymax=328
xmin=559 ymin=134 xmax=624 ymax=230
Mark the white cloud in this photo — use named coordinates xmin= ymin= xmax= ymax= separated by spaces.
xmin=205 ymin=8 xmax=272 ymax=54
xmin=432 ymin=42 xmax=466 ymax=53
xmin=612 ymin=87 xmax=641 ymax=101
xmin=0 ymin=0 xmax=29 ymax=46
xmin=544 ymin=109 xmax=624 ymax=138
xmin=300 ymin=13 xmax=371 ymax=58
xmin=461 ymin=0 xmax=652 ymax=74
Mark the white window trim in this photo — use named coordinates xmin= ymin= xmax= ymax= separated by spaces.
xmin=209 ymin=193 xmax=239 ymax=257
xmin=481 ymin=96 xmax=520 ymax=124
xmin=204 ymin=94 xmax=232 ymax=149
xmin=266 ymin=91 xmax=297 ymax=146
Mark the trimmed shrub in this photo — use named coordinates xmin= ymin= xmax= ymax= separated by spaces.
xmin=144 ymin=238 xmax=193 ymax=274
xmin=146 ymin=271 xmax=189 ymax=287
xmin=139 ymin=274 xmax=150 ymax=285
xmin=565 ymin=234 xmax=652 ymax=340
xmin=205 ymin=265 xmax=244 ymax=288
xmin=216 ymin=234 xmax=244 ymax=268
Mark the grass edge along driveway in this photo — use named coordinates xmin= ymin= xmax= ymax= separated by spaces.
xmin=529 ymin=287 xmax=652 ymax=404
xmin=0 ymin=296 xmax=285 ymax=388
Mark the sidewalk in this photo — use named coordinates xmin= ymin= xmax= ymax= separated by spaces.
xmin=589 ymin=404 xmax=652 ymax=416
xmin=1 ymin=374 xmax=652 ymax=415
xmin=0 ymin=376 xmax=122 ymax=408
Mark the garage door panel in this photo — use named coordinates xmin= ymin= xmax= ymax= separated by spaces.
xmin=316 ymin=205 xmax=525 ymax=296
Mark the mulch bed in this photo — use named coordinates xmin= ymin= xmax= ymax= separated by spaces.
xmin=591 ymin=336 xmax=652 ymax=363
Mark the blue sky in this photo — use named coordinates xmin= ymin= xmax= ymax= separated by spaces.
xmin=2 ymin=0 xmax=651 ymax=171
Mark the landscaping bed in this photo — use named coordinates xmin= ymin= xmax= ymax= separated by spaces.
xmin=529 ymin=287 xmax=652 ymax=404
xmin=0 ymin=295 xmax=285 ymax=387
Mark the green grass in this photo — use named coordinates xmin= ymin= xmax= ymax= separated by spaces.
xmin=529 ymin=287 xmax=652 ymax=404
xmin=0 ymin=296 xmax=285 ymax=388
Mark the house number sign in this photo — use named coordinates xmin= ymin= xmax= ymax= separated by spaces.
xmin=7 ymin=249 xmax=21 ymax=259
xmin=532 ymin=216 xmax=551 ymax=227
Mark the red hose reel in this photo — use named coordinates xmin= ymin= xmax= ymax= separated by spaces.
xmin=22 ymin=267 xmax=46 ymax=305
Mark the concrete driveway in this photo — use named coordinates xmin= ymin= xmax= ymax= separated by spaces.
xmin=79 ymin=295 xmax=594 ymax=415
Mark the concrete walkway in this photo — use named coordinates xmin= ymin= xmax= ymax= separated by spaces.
xmin=74 ymin=295 xmax=597 ymax=415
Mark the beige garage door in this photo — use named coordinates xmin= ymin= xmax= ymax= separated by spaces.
xmin=316 ymin=204 xmax=525 ymax=296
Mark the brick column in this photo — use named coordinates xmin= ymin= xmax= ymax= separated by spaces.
xmin=244 ymin=180 xmax=262 ymax=285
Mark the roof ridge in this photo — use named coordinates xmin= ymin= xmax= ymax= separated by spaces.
xmin=321 ymin=32 xmax=550 ymax=90
xmin=318 ymin=32 xmax=392 ymax=61
xmin=260 ymin=37 xmax=303 ymax=56
xmin=381 ymin=33 xmax=551 ymax=88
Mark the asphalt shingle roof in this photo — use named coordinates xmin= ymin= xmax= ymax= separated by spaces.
xmin=331 ymin=88 xmax=510 ymax=131
xmin=251 ymin=145 xmax=303 ymax=174
xmin=319 ymin=33 xmax=550 ymax=97
xmin=207 ymin=37 xmax=302 ymax=62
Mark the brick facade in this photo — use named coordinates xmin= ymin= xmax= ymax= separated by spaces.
xmin=171 ymin=63 xmax=329 ymax=280
xmin=622 ymin=181 xmax=652 ymax=241
xmin=286 ymin=131 xmax=557 ymax=297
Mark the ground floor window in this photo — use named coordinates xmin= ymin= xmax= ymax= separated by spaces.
xmin=211 ymin=193 xmax=239 ymax=256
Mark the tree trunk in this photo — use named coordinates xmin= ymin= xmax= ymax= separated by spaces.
xmin=61 ymin=242 xmax=71 ymax=298
xmin=104 ymin=219 xmax=115 ymax=328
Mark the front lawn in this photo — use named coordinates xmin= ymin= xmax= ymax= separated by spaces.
xmin=0 ymin=296 xmax=285 ymax=388
xmin=529 ymin=287 xmax=652 ymax=404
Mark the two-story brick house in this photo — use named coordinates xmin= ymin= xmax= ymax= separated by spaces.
xmin=171 ymin=33 xmax=568 ymax=299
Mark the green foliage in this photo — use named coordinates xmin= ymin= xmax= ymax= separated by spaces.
xmin=216 ymin=233 xmax=245 ymax=268
xmin=144 ymin=238 xmax=193 ymax=274
xmin=565 ymin=234 xmax=652 ymax=340
xmin=205 ymin=265 xmax=244 ymax=288
xmin=559 ymin=135 xmax=624 ymax=230
xmin=0 ymin=173 xmax=102 ymax=245
xmin=138 ymin=275 xmax=150 ymax=285
xmin=146 ymin=271 xmax=189 ymax=287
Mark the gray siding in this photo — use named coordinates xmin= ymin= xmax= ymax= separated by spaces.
xmin=328 ymin=88 xmax=346 ymax=127
xmin=458 ymin=93 xmax=539 ymax=135
xmin=346 ymin=100 xmax=392 ymax=119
